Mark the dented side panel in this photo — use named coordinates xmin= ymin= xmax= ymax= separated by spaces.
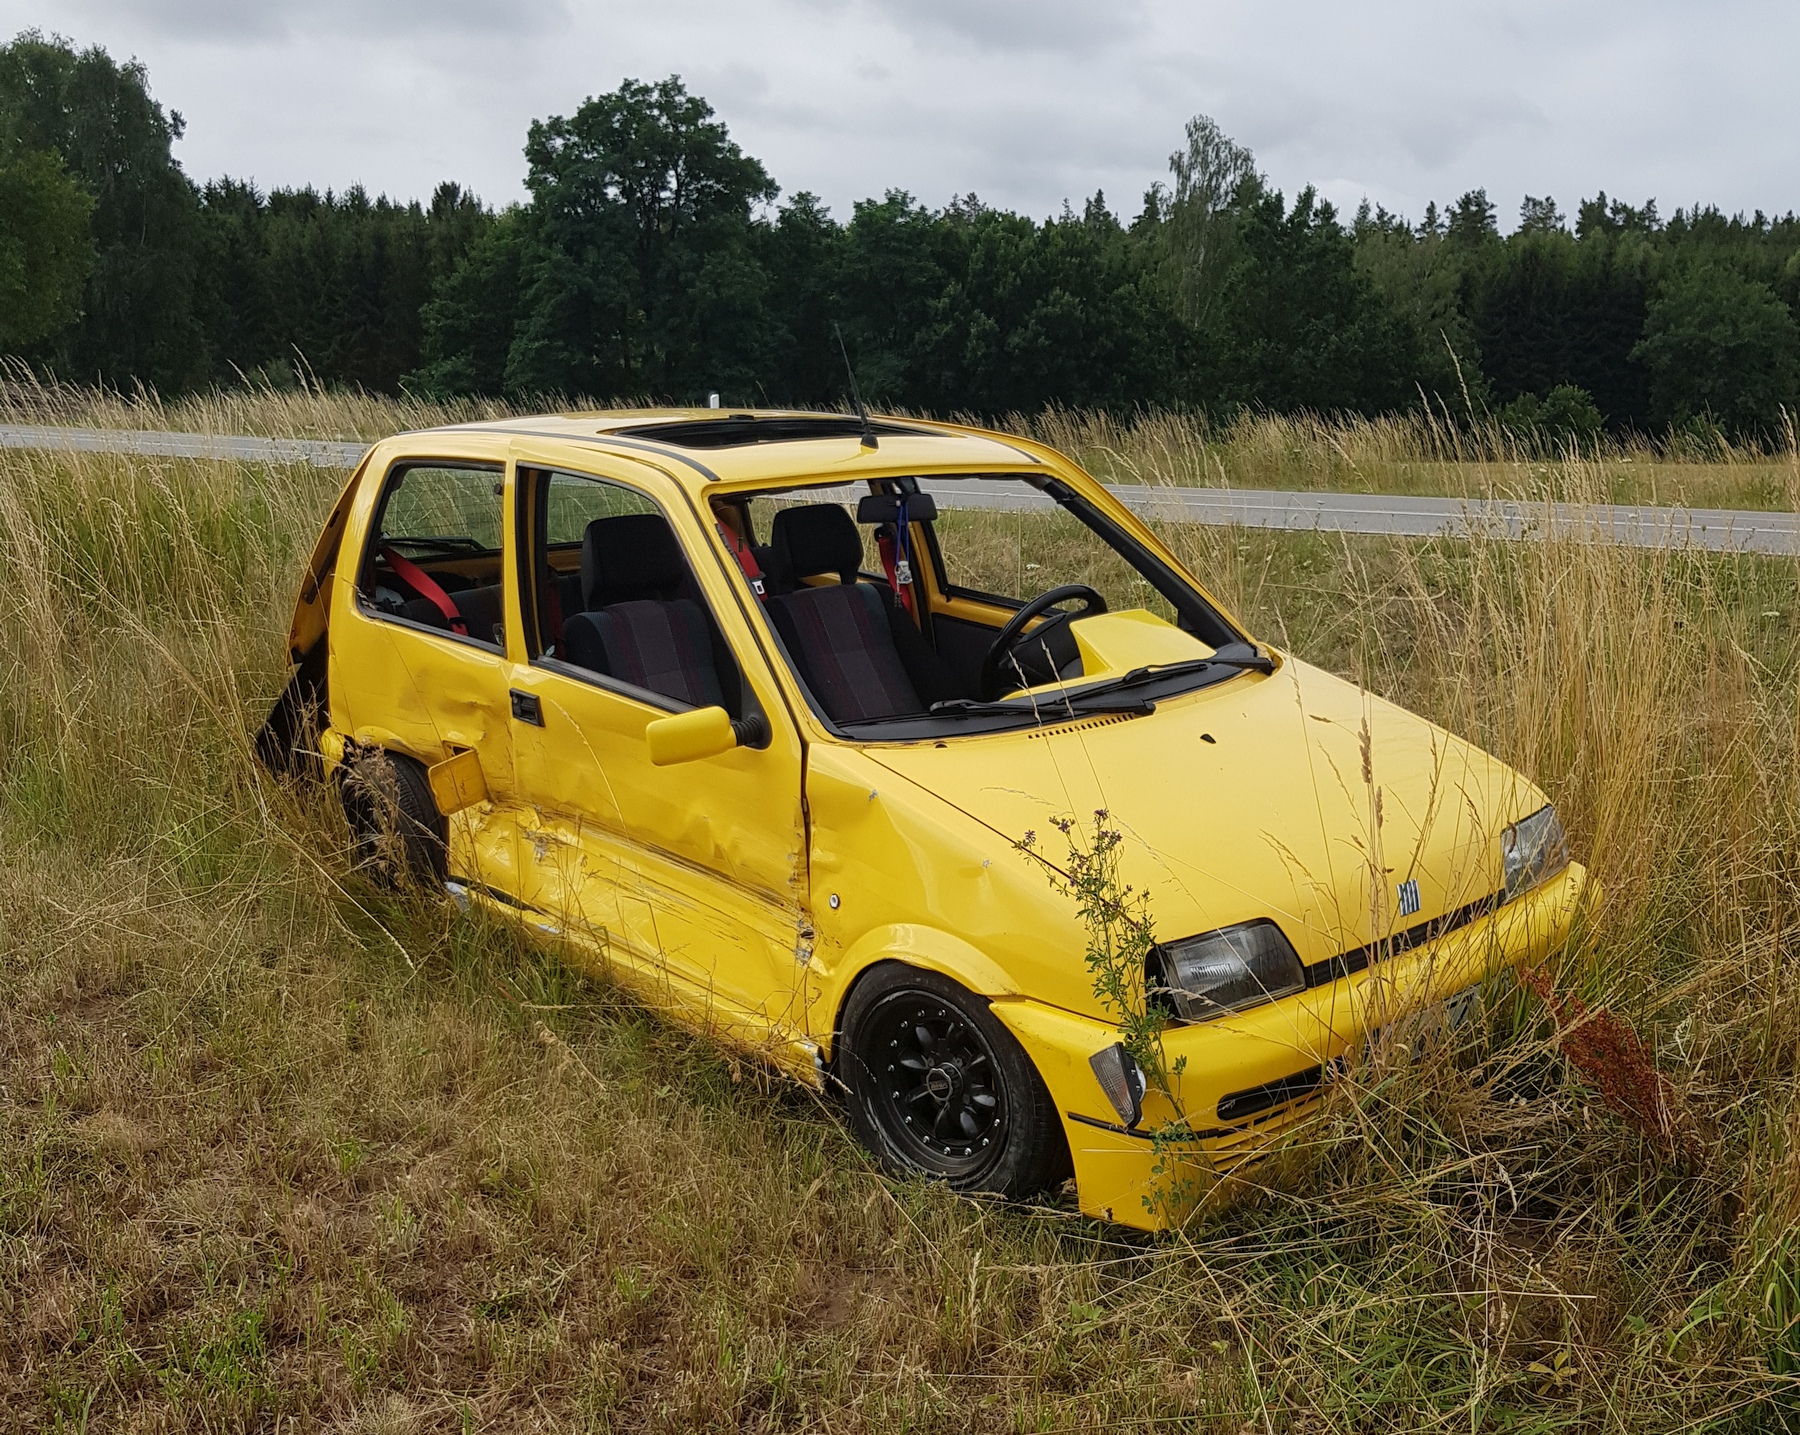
xmin=801 ymin=742 xmax=1092 ymax=1055
xmin=506 ymin=665 xmax=815 ymax=1075
xmin=327 ymin=440 xmax=523 ymax=897
xmin=499 ymin=453 xmax=817 ymax=1078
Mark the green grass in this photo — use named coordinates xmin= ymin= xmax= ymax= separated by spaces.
xmin=2 ymin=389 xmax=1799 ymax=1430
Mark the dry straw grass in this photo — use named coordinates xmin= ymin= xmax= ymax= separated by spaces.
xmin=2 ymin=383 xmax=1799 ymax=1430
xmin=1023 ymin=404 xmax=1800 ymax=512
xmin=8 ymin=360 xmax=1798 ymax=508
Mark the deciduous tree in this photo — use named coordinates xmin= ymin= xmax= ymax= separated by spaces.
xmin=1632 ymin=265 xmax=1800 ymax=437
xmin=0 ymin=142 xmax=91 ymax=349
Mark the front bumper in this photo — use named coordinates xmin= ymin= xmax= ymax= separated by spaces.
xmin=993 ymin=861 xmax=1592 ymax=1230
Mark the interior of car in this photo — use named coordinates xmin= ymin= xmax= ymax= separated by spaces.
xmin=711 ymin=475 xmax=1246 ymax=734
xmin=360 ymin=461 xmax=1247 ymax=739
xmin=359 ymin=463 xmax=510 ymax=650
xmin=535 ymin=505 xmax=745 ymax=717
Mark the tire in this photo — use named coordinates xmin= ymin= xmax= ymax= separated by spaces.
xmin=838 ymin=963 xmax=1070 ymax=1198
xmin=340 ymin=747 xmax=448 ymax=887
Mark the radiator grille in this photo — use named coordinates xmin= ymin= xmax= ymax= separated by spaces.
xmin=1304 ymin=889 xmax=1502 ymax=989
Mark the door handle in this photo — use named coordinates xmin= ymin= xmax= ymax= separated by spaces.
xmin=510 ymin=688 xmax=544 ymax=726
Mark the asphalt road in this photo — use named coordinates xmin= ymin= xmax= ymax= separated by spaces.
xmin=0 ymin=422 xmax=367 ymax=468
xmin=6 ymin=422 xmax=1799 ymax=555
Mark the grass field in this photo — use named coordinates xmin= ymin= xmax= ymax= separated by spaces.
xmin=1026 ymin=408 xmax=1800 ymax=513
xmin=4 ymin=386 xmax=1800 ymax=1431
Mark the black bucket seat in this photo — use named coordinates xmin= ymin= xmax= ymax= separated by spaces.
xmin=764 ymin=504 xmax=958 ymax=724
xmin=562 ymin=514 xmax=732 ymax=711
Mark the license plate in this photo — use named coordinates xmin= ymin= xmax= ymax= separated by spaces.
xmin=1364 ymin=981 xmax=1481 ymax=1059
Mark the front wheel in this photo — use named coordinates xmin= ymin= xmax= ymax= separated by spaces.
xmin=838 ymin=964 xmax=1069 ymax=1197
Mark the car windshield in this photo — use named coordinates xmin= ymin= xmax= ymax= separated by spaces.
xmin=715 ymin=473 xmax=1254 ymax=739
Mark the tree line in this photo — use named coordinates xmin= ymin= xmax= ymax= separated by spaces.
xmin=4 ymin=31 xmax=1800 ymax=440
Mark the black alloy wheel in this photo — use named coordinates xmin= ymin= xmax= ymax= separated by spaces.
xmin=839 ymin=964 xmax=1069 ymax=1197
xmin=867 ymin=993 xmax=1007 ymax=1179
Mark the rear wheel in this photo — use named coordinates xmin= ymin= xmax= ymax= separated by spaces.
xmin=339 ymin=747 xmax=447 ymax=886
xmin=838 ymin=964 xmax=1068 ymax=1197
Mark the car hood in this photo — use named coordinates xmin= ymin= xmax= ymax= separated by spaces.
xmin=866 ymin=657 xmax=1544 ymax=969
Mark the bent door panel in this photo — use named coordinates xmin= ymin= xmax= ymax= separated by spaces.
xmin=508 ymin=667 xmax=812 ymax=1069
xmin=331 ymin=615 xmax=526 ymax=894
xmin=329 ymin=457 xmax=525 ymax=899
xmin=505 ymin=463 xmax=812 ymax=1074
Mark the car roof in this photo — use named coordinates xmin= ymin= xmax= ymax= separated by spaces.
xmin=417 ymin=409 xmax=1052 ymax=493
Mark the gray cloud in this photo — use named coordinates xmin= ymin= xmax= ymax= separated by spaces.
xmin=52 ymin=0 xmax=570 ymax=42
xmin=4 ymin=0 xmax=1796 ymax=228
xmin=852 ymin=0 xmax=1150 ymax=53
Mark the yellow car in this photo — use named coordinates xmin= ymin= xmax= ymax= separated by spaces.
xmin=259 ymin=409 xmax=1588 ymax=1230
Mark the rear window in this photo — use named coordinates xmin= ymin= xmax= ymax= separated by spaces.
xmin=359 ymin=462 xmax=507 ymax=651
xmin=376 ymin=464 xmax=503 ymax=553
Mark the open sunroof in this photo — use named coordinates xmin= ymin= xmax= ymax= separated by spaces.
xmin=613 ymin=414 xmax=928 ymax=449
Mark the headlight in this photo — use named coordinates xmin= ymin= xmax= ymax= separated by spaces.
xmin=1152 ymin=920 xmax=1305 ymax=1021
xmin=1502 ymin=804 xmax=1569 ymax=901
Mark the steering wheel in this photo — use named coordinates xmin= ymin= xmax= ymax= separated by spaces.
xmin=979 ymin=584 xmax=1108 ymax=700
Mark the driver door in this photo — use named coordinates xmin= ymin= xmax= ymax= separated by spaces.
xmin=502 ymin=462 xmax=817 ymax=1079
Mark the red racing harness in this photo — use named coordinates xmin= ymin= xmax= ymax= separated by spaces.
xmin=719 ymin=522 xmax=767 ymax=599
xmin=876 ymin=495 xmax=918 ymax=619
xmin=381 ymin=545 xmax=467 ymax=635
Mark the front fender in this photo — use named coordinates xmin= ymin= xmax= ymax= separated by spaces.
xmin=817 ymin=924 xmax=1021 ymax=1062
xmin=803 ymin=743 xmax=1098 ymax=1054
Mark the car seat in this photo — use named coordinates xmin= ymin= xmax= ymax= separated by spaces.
xmin=764 ymin=504 xmax=959 ymax=724
xmin=562 ymin=514 xmax=734 ymax=711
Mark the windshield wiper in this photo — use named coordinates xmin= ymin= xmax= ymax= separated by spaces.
xmin=1065 ymin=643 xmax=1275 ymax=701
xmin=844 ymin=693 xmax=1155 ymax=729
xmin=844 ymin=645 xmax=1270 ymax=730
xmin=926 ymin=694 xmax=1157 ymax=719
xmin=1205 ymin=641 xmax=1276 ymax=673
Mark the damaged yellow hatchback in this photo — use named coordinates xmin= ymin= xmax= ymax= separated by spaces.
xmin=259 ymin=409 xmax=1589 ymax=1229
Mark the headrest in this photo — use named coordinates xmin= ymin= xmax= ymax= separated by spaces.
xmin=770 ymin=504 xmax=863 ymax=588
xmin=581 ymin=513 xmax=686 ymax=609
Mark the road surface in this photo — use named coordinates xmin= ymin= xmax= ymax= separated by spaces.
xmin=6 ymin=422 xmax=1798 ymax=555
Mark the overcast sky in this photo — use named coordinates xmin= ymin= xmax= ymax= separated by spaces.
xmin=8 ymin=0 xmax=1798 ymax=230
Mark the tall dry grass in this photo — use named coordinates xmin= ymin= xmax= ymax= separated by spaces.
xmin=0 ymin=361 xmax=508 ymax=445
xmin=1023 ymin=404 xmax=1800 ymax=512
xmin=1 ymin=390 xmax=1798 ymax=1429
xmin=8 ymin=361 xmax=1798 ymax=508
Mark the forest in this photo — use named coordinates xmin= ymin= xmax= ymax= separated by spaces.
xmin=4 ymin=31 xmax=1800 ymax=440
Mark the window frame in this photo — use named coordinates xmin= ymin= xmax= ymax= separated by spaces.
xmin=515 ymin=462 xmax=752 ymax=719
xmin=355 ymin=458 xmax=509 ymax=655
xmin=715 ymin=470 xmax=1251 ymax=741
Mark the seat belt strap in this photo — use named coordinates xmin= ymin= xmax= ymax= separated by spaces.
xmin=719 ymin=523 xmax=766 ymax=598
xmin=892 ymin=497 xmax=917 ymax=620
xmin=545 ymin=574 xmax=564 ymax=643
xmin=381 ymin=546 xmax=467 ymax=635
xmin=878 ymin=529 xmax=900 ymax=594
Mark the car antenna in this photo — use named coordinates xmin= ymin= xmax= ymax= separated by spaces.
xmin=833 ymin=323 xmax=877 ymax=450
